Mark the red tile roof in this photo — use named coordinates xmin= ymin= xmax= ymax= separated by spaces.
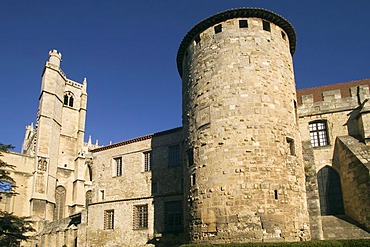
xmin=297 ymin=79 xmax=370 ymax=105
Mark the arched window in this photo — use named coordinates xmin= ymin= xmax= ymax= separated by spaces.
xmin=54 ymin=186 xmax=66 ymax=220
xmin=317 ymin=166 xmax=344 ymax=215
xmin=85 ymin=190 xmax=92 ymax=208
xmin=63 ymin=92 xmax=74 ymax=107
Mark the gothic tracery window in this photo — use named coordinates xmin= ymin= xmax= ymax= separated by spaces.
xmin=63 ymin=92 xmax=74 ymax=107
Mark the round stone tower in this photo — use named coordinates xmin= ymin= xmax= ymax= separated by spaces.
xmin=177 ymin=8 xmax=310 ymax=243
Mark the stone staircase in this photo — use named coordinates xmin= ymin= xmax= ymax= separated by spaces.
xmin=322 ymin=215 xmax=370 ymax=240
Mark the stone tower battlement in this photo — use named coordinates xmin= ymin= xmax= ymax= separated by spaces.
xmin=297 ymin=79 xmax=370 ymax=117
xmin=178 ymin=8 xmax=310 ymax=243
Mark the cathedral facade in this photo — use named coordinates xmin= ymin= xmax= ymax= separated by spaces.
xmin=1 ymin=8 xmax=369 ymax=247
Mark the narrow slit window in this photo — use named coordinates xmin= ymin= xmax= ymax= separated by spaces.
xmin=144 ymin=151 xmax=151 ymax=172
xmin=262 ymin=20 xmax=271 ymax=32
xmin=274 ymin=190 xmax=278 ymax=200
xmin=214 ymin=24 xmax=222 ymax=34
xmin=239 ymin=20 xmax=248 ymax=28
xmin=286 ymin=137 xmax=295 ymax=156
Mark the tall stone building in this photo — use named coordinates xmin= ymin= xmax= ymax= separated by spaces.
xmin=1 ymin=7 xmax=369 ymax=247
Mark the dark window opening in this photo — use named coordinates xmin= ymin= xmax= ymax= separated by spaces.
xmin=191 ymin=173 xmax=196 ymax=186
xmin=214 ymin=24 xmax=222 ymax=34
xmin=274 ymin=190 xmax=278 ymax=200
xmin=262 ymin=20 xmax=271 ymax=32
xmin=63 ymin=93 xmax=74 ymax=107
xmin=281 ymin=31 xmax=286 ymax=40
xmin=286 ymin=137 xmax=295 ymax=156
xmin=239 ymin=20 xmax=248 ymax=28
xmin=165 ymin=201 xmax=183 ymax=233
xmin=169 ymin=145 xmax=181 ymax=167
xmin=317 ymin=166 xmax=344 ymax=215
xmin=63 ymin=95 xmax=69 ymax=105
xmin=187 ymin=148 xmax=194 ymax=167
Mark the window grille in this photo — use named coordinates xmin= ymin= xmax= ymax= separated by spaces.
xmin=114 ymin=157 xmax=122 ymax=176
xmin=104 ymin=209 xmax=114 ymax=230
xmin=144 ymin=151 xmax=151 ymax=171
xmin=168 ymin=145 xmax=180 ymax=167
xmin=133 ymin=205 xmax=148 ymax=229
xmin=165 ymin=201 xmax=183 ymax=233
xmin=309 ymin=121 xmax=329 ymax=147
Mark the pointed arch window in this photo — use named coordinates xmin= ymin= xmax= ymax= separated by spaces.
xmin=54 ymin=186 xmax=66 ymax=220
xmin=63 ymin=92 xmax=74 ymax=107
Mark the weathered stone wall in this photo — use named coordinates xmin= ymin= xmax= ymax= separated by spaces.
xmin=333 ymin=136 xmax=370 ymax=231
xmin=180 ymin=11 xmax=310 ymax=243
xmin=87 ymin=128 xmax=185 ymax=246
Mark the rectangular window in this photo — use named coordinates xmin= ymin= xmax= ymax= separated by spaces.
xmin=239 ymin=19 xmax=248 ymax=28
xmin=165 ymin=201 xmax=183 ymax=233
xmin=262 ymin=20 xmax=271 ymax=32
xmin=100 ymin=190 xmax=105 ymax=200
xmin=309 ymin=121 xmax=329 ymax=147
xmin=191 ymin=173 xmax=196 ymax=186
xmin=214 ymin=24 xmax=222 ymax=34
xmin=133 ymin=204 xmax=148 ymax=229
xmin=168 ymin=145 xmax=180 ymax=167
xmin=144 ymin=151 xmax=151 ymax=172
xmin=114 ymin=157 xmax=122 ymax=176
xmin=104 ymin=209 xmax=114 ymax=230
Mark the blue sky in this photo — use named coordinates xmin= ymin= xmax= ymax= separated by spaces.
xmin=1 ymin=1 xmax=370 ymax=151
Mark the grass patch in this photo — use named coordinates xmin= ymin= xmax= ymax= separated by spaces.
xmin=181 ymin=239 xmax=370 ymax=247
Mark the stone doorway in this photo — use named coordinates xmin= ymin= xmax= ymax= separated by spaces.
xmin=317 ymin=166 xmax=345 ymax=215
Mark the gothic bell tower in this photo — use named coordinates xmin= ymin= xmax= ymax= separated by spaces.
xmin=30 ymin=50 xmax=88 ymax=221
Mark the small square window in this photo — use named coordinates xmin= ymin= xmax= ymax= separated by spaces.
xmin=214 ymin=24 xmax=222 ymax=34
xmin=134 ymin=205 xmax=148 ymax=229
xmin=104 ymin=209 xmax=114 ymax=230
xmin=262 ymin=20 xmax=271 ymax=32
xmin=239 ymin=20 xmax=248 ymax=28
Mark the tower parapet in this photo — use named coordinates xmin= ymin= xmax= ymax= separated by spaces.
xmin=48 ymin=49 xmax=62 ymax=67
xmin=178 ymin=8 xmax=310 ymax=243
